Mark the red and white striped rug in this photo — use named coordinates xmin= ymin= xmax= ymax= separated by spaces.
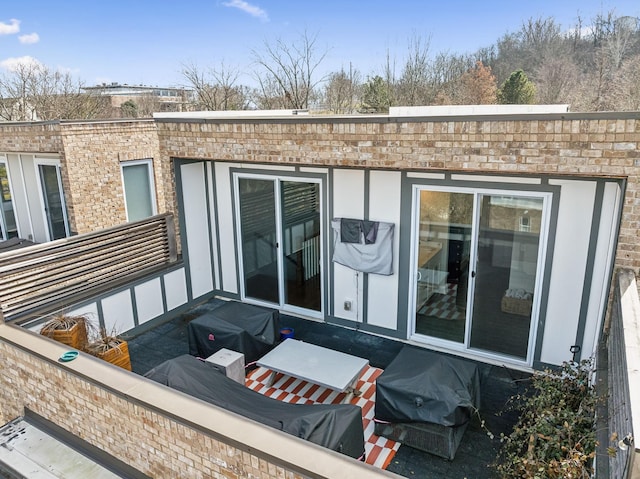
xmin=245 ymin=365 xmax=400 ymax=469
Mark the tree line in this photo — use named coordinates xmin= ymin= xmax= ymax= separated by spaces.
xmin=1 ymin=10 xmax=638 ymax=121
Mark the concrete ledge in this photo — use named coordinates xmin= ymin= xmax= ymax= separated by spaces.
xmin=618 ymin=270 xmax=640 ymax=453
xmin=0 ymin=323 xmax=397 ymax=479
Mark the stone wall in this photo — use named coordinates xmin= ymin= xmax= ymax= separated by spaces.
xmin=0 ymin=325 xmax=381 ymax=479
xmin=155 ymin=113 xmax=640 ymax=271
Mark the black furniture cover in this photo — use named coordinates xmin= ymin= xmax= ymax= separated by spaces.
xmin=375 ymin=346 xmax=481 ymax=427
xmin=188 ymin=302 xmax=278 ymax=363
xmin=145 ymin=355 xmax=365 ymax=459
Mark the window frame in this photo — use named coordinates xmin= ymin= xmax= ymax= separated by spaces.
xmin=120 ymin=159 xmax=157 ymax=222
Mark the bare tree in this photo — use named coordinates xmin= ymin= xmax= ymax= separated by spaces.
xmin=182 ymin=61 xmax=250 ymax=110
xmin=251 ymin=31 xmax=328 ymax=109
xmin=323 ymin=64 xmax=362 ymax=113
xmin=534 ymin=57 xmax=579 ymax=104
xmin=396 ymin=34 xmax=432 ymax=105
xmin=0 ymin=62 xmax=108 ymax=121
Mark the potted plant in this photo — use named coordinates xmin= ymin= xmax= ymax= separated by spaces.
xmin=40 ymin=313 xmax=92 ymax=351
xmin=86 ymin=329 xmax=132 ymax=371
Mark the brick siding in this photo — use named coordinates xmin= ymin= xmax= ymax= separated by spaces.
xmin=155 ymin=114 xmax=640 ymax=271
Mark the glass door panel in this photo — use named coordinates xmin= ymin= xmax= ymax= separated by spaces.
xmin=238 ymin=178 xmax=279 ymax=304
xmin=414 ymin=190 xmax=473 ymax=343
xmin=281 ymin=181 xmax=321 ymax=312
xmin=0 ymin=162 xmax=18 ymax=240
xmin=38 ymin=164 xmax=68 ymax=240
xmin=469 ymin=195 xmax=543 ymax=359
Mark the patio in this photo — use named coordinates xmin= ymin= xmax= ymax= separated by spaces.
xmin=127 ymin=296 xmax=530 ymax=479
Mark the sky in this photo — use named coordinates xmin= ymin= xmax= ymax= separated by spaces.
xmin=1 ymin=0 xmax=639 ymax=89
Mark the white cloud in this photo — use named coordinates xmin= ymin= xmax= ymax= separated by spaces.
xmin=19 ymin=32 xmax=39 ymax=44
xmin=223 ymin=0 xmax=269 ymax=22
xmin=0 ymin=18 xmax=20 ymax=35
xmin=0 ymin=56 xmax=43 ymax=71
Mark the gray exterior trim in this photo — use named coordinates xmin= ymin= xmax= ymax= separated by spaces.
xmin=130 ymin=286 xmax=140 ymax=328
xmin=531 ymin=183 xmax=561 ymax=365
xmin=204 ymin=162 xmax=216 ymax=291
xmin=228 ymin=166 xmax=328 ymax=315
xmin=173 ymin=158 xmax=195 ymax=301
xmin=361 ymin=169 xmax=370 ymax=326
xmin=574 ymin=181 xmax=606 ymax=361
xmin=398 ymin=173 xmax=563 ymax=364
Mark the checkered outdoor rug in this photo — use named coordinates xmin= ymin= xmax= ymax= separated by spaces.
xmin=245 ymin=364 xmax=401 ymax=469
xmin=419 ymin=283 xmax=465 ymax=321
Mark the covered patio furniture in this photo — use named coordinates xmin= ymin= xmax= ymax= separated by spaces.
xmin=145 ymin=354 xmax=365 ymax=459
xmin=374 ymin=345 xmax=481 ymax=460
xmin=187 ymin=302 xmax=278 ymax=363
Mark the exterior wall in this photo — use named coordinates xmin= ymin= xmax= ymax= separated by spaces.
xmin=157 ymin=113 xmax=638 ymax=368
xmin=59 ymin=120 xmax=168 ymax=234
xmin=0 ymin=120 xmax=172 ymax=239
xmin=0 ymin=324 xmax=388 ymax=479
xmin=0 ymin=122 xmax=63 ymax=154
xmin=156 ymin=114 xmax=640 ymax=273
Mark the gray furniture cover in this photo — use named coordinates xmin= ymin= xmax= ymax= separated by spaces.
xmin=375 ymin=346 xmax=481 ymax=427
xmin=187 ymin=302 xmax=278 ymax=363
xmin=331 ymin=218 xmax=394 ymax=275
xmin=145 ymin=355 xmax=365 ymax=459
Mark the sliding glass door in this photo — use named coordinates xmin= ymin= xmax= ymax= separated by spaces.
xmin=236 ymin=175 xmax=322 ymax=316
xmin=412 ymin=187 xmax=548 ymax=363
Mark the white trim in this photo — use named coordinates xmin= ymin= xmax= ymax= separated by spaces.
xmin=33 ymin=158 xmax=69 ymax=241
xmin=0 ymin=157 xmax=19 ymax=240
xmin=120 ymin=159 xmax=157 ymax=221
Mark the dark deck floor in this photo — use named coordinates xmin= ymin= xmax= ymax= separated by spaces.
xmin=127 ymin=297 xmax=530 ymax=479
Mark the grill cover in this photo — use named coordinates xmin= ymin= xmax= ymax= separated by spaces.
xmin=375 ymin=346 xmax=481 ymax=427
xmin=145 ymin=355 xmax=365 ymax=459
xmin=188 ymin=302 xmax=278 ymax=363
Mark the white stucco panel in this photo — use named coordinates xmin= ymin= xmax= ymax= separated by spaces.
xmin=181 ymin=162 xmax=214 ymax=299
xmin=581 ymin=182 xmax=622 ymax=359
xmin=367 ymin=171 xmax=401 ymax=330
xmin=332 ymin=169 xmax=365 ymax=320
xmin=215 ymin=162 xmax=240 ymax=294
xmin=164 ymin=268 xmax=188 ymax=311
xmin=102 ymin=290 xmax=135 ymax=335
xmin=135 ymin=278 xmax=165 ymax=325
xmin=540 ymin=180 xmax=596 ymax=366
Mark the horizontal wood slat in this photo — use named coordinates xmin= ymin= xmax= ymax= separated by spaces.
xmin=0 ymin=213 xmax=178 ymax=322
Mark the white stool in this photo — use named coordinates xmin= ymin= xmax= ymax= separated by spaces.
xmin=205 ymin=349 xmax=245 ymax=385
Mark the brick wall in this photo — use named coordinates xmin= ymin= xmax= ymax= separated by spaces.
xmin=1 ymin=327 xmax=369 ymax=479
xmin=0 ymin=122 xmax=63 ymax=153
xmin=155 ymin=114 xmax=640 ymax=271
xmin=0 ymin=120 xmax=172 ymax=237
xmin=59 ymin=120 xmax=168 ymax=234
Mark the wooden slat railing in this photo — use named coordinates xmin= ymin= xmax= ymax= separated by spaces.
xmin=0 ymin=213 xmax=178 ymax=322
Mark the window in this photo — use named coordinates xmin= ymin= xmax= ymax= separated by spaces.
xmin=121 ymin=160 xmax=157 ymax=221
xmin=0 ymin=160 xmax=18 ymax=240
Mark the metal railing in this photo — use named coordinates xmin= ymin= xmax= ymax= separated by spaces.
xmin=0 ymin=213 xmax=177 ymax=322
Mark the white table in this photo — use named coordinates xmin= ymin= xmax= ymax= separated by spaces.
xmin=256 ymin=339 xmax=369 ymax=403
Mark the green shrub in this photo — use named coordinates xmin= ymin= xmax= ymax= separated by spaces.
xmin=494 ymin=359 xmax=598 ymax=478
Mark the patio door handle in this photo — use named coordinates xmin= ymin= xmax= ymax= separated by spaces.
xmin=471 ymin=271 xmax=476 ymax=278
xmin=416 ymin=270 xmax=422 ymax=281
